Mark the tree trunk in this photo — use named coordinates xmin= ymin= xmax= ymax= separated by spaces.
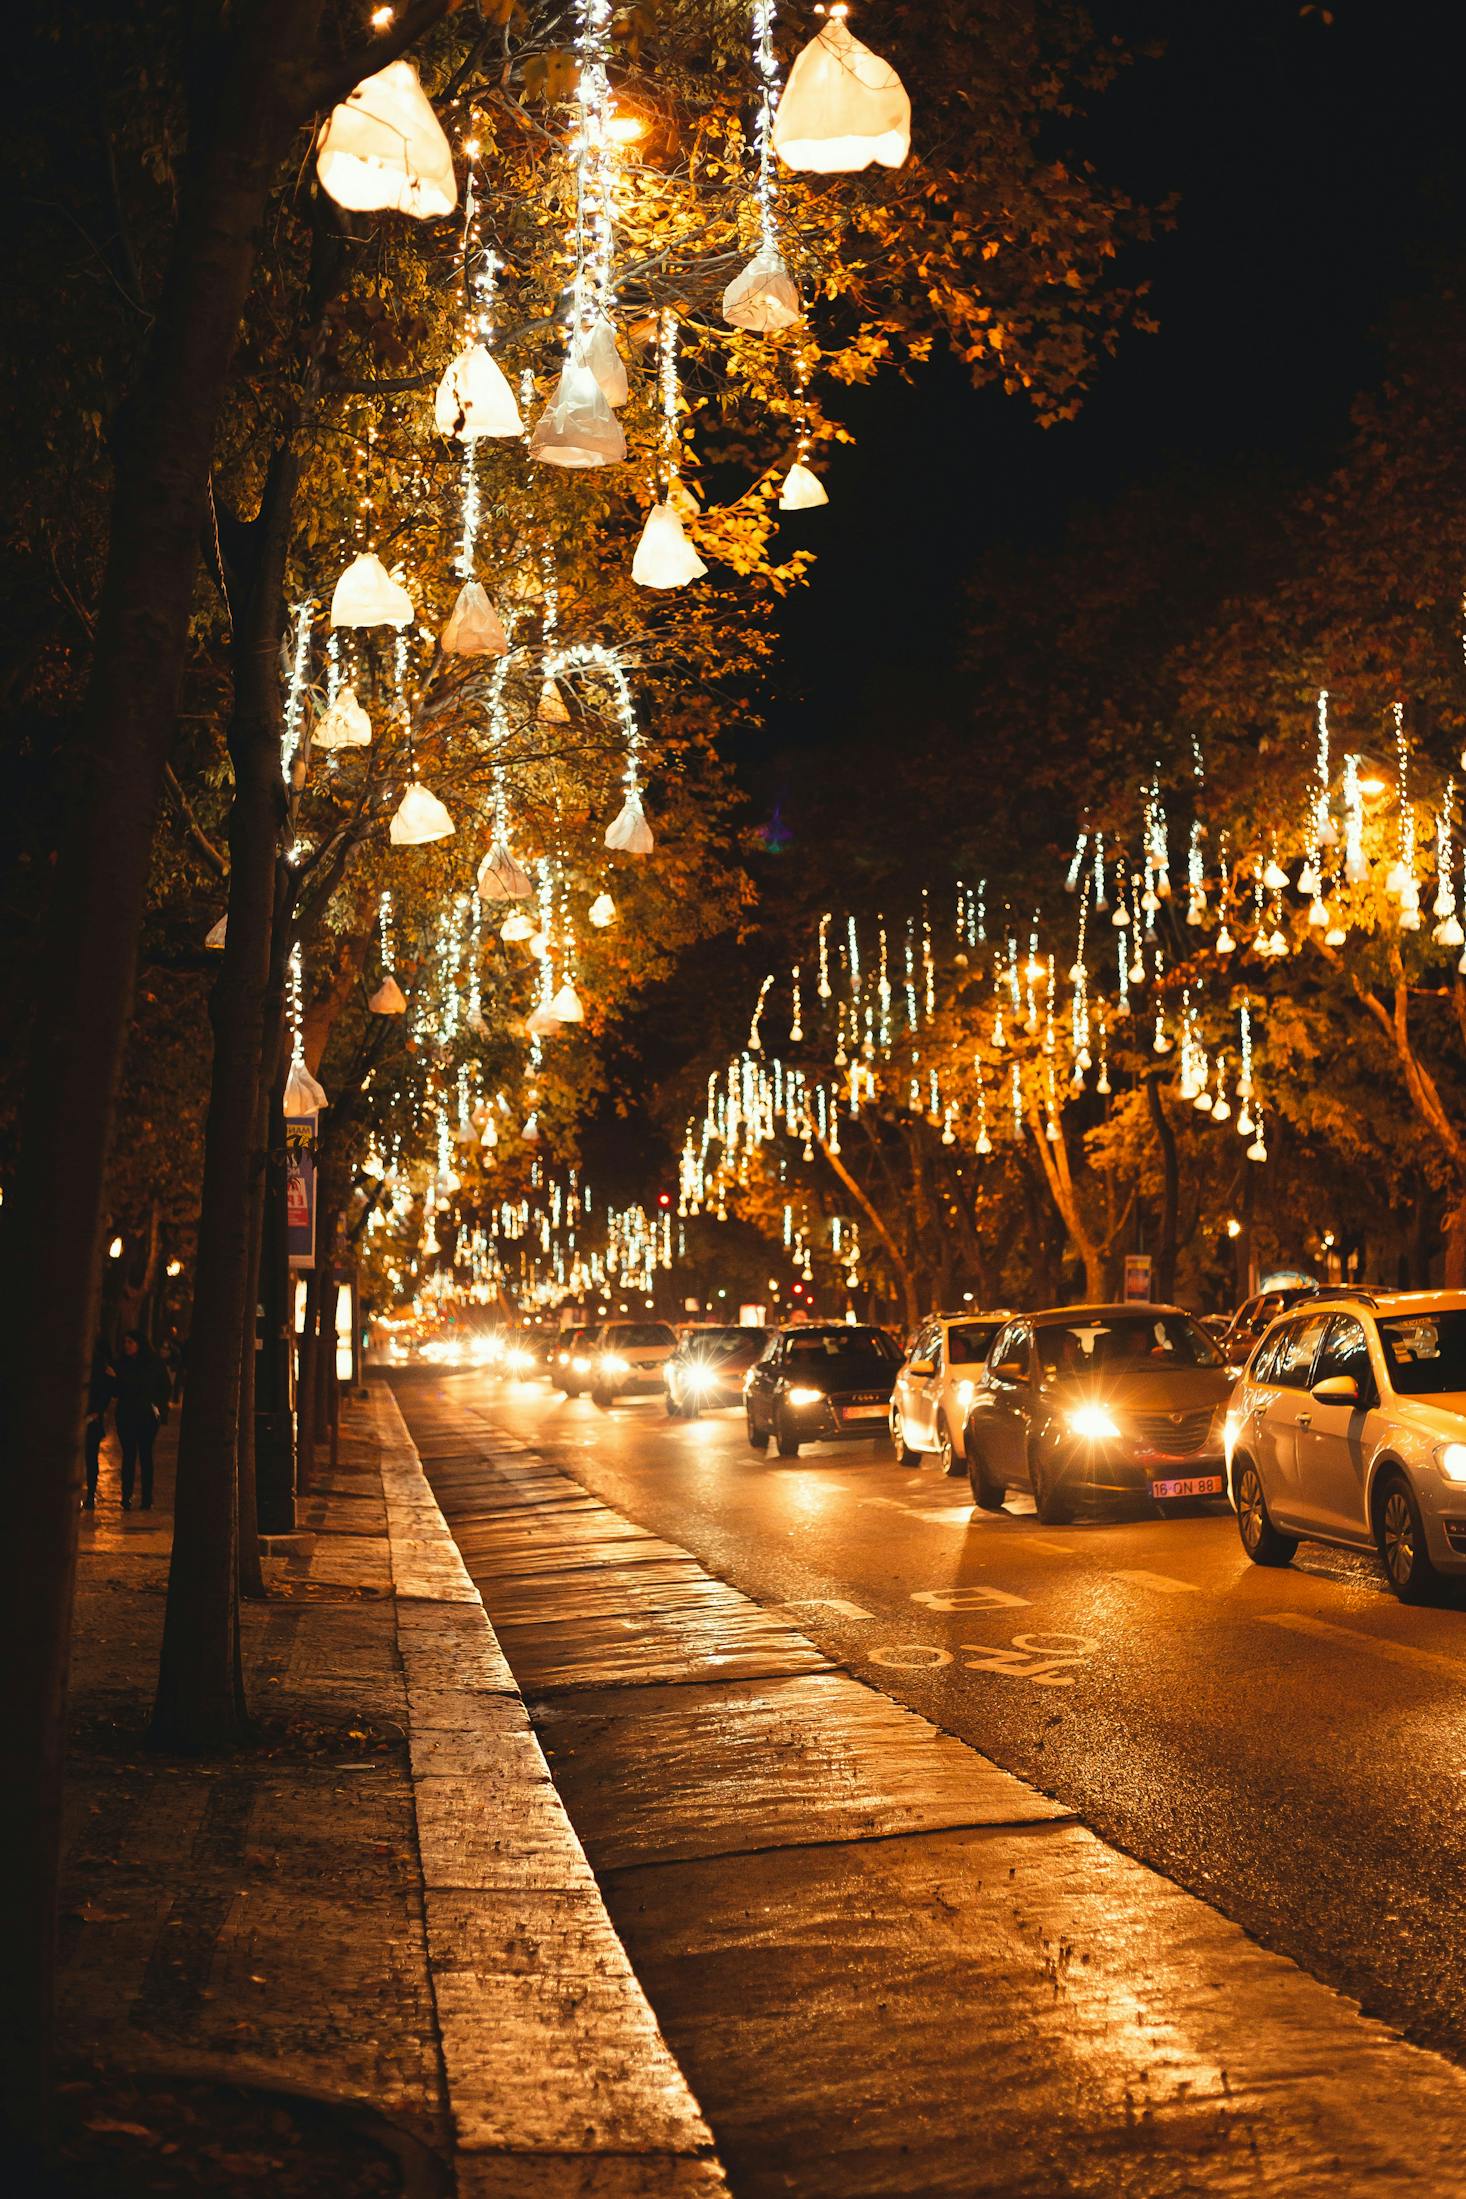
xmin=1145 ymin=1071 xmax=1179 ymax=1303
xmin=0 ymin=4 xmax=323 ymax=2148
xmin=1443 ymin=1186 xmax=1466 ymax=1288
xmin=236 ymin=1071 xmax=269 ymax=1599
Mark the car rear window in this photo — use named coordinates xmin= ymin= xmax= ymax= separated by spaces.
xmin=947 ymin=1322 xmax=1002 ymax=1365
xmin=1378 ymin=1309 xmax=1466 ymax=1395
xmin=784 ymin=1331 xmax=900 ymax=1379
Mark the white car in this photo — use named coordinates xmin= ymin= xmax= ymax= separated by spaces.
xmin=590 ymin=1320 xmax=678 ymax=1407
xmin=890 ymin=1310 xmax=1011 ymax=1474
xmin=1226 ymin=1288 xmax=1466 ymax=1600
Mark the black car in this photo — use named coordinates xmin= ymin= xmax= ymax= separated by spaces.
xmin=745 ymin=1324 xmax=902 ymax=1457
xmin=665 ymin=1325 xmax=767 ymax=1417
xmin=550 ymin=1325 xmax=595 ymax=1397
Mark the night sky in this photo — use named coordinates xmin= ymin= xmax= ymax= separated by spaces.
xmin=590 ymin=0 xmax=1466 ymax=1192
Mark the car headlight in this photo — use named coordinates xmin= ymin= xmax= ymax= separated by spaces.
xmin=506 ymin=1348 xmax=533 ymax=1372
xmin=787 ymin=1385 xmax=825 ymax=1406
xmin=601 ymin=1352 xmax=630 ymax=1376
xmin=571 ymin=1355 xmax=590 ymax=1374
xmin=685 ymin=1363 xmax=718 ymax=1390
xmin=956 ymin=1379 xmax=975 ymax=1412
xmin=1065 ymin=1402 xmax=1121 ymax=1441
xmin=1436 ymin=1442 xmax=1466 ymax=1484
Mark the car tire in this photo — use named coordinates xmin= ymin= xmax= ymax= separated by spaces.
xmin=775 ymin=1412 xmax=801 ymax=1459
xmin=1031 ymin=1449 xmax=1076 ymax=1526
xmin=746 ymin=1411 xmax=768 ymax=1453
xmin=683 ymin=1394 xmax=701 ymax=1420
xmin=966 ymin=1437 xmax=1006 ymax=1513
xmin=1233 ymin=1456 xmax=1297 ymax=1567
xmin=592 ymin=1384 xmax=613 ymax=1410
xmin=664 ymin=1390 xmax=681 ymax=1418
xmin=937 ymin=1415 xmax=962 ymax=1477
xmin=1374 ymin=1471 xmax=1439 ymax=1603
xmin=890 ymin=1407 xmax=919 ymax=1466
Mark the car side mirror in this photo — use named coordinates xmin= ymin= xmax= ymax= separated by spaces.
xmin=991 ymin=1357 xmax=1027 ymax=1385
xmin=909 ymin=1358 xmax=935 ymax=1378
xmin=1311 ymin=1374 xmax=1360 ymax=1406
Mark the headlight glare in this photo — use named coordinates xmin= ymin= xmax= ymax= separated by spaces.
xmin=787 ymin=1385 xmax=825 ymax=1406
xmin=1066 ymin=1402 xmax=1121 ymax=1441
xmin=601 ymin=1352 xmax=630 ymax=1376
xmin=1436 ymin=1441 xmax=1466 ymax=1484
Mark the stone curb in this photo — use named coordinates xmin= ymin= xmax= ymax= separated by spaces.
xmin=371 ymin=1384 xmax=729 ymax=2195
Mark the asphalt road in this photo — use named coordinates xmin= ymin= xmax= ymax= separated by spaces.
xmin=449 ymin=1367 xmax=1466 ymax=2066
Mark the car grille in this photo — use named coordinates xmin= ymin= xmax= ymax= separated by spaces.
xmin=1130 ymin=1409 xmax=1215 ymax=1455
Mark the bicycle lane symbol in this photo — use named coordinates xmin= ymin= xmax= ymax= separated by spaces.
xmin=958 ymin=1632 xmax=1099 ymax=1687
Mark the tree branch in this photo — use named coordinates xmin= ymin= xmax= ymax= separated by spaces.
xmin=163 ymin=763 xmax=228 ymax=880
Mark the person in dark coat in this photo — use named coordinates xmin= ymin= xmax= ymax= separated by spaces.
xmin=113 ymin=1331 xmax=170 ymax=1511
xmin=83 ymin=1338 xmax=114 ymax=1510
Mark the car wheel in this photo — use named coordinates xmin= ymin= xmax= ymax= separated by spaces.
xmin=937 ymin=1416 xmax=962 ymax=1477
xmin=1233 ymin=1457 xmax=1297 ymax=1567
xmin=775 ymin=1412 xmax=801 ymax=1459
xmin=966 ymin=1436 xmax=1006 ymax=1514
xmin=1031 ymin=1449 xmax=1076 ymax=1526
xmin=1375 ymin=1472 xmax=1439 ymax=1603
xmin=683 ymin=1394 xmax=701 ymax=1420
xmin=890 ymin=1407 xmax=919 ymax=1466
xmin=592 ymin=1384 xmax=613 ymax=1410
xmin=746 ymin=1411 xmax=768 ymax=1453
xmin=664 ymin=1390 xmax=681 ymax=1418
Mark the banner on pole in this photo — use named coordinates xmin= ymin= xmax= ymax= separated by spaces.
xmin=286 ymin=1113 xmax=318 ymax=1270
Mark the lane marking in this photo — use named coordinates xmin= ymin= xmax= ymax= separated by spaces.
xmin=911 ymin=1586 xmax=1029 ymax=1613
xmin=857 ymin=1497 xmax=970 ymax=1526
xmin=777 ymin=1596 xmax=876 ymax=1621
xmin=1026 ymin=1537 xmax=1076 ymax=1555
xmin=1258 ymin=1610 xmax=1466 ymax=1681
xmin=868 ymin=1643 xmax=954 ymax=1670
xmin=1114 ymin=1569 xmax=1200 ymax=1595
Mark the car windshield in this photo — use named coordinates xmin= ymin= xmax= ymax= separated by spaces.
xmin=685 ymin=1328 xmax=759 ymax=1358
xmin=1035 ymin=1314 xmax=1223 ymax=1379
xmin=608 ymin=1324 xmax=675 ymax=1349
xmin=784 ymin=1331 xmax=899 ymax=1383
xmin=947 ymin=1322 xmax=1001 ymax=1365
xmin=1377 ymin=1310 xmax=1466 ymax=1395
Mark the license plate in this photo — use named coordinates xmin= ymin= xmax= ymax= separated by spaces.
xmin=1151 ymin=1474 xmax=1223 ymax=1499
xmin=841 ymin=1404 xmax=887 ymax=1420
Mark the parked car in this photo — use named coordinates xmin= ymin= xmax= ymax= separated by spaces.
xmin=590 ymin=1320 xmax=679 ymax=1407
xmin=963 ymin=1304 xmax=1234 ymax=1522
xmin=1217 ymin=1283 xmax=1320 ymax=1366
xmin=551 ymin=1326 xmax=596 ymax=1397
xmin=664 ymin=1325 xmax=767 ymax=1417
xmin=890 ymin=1309 xmax=1011 ymax=1473
xmin=745 ymin=1324 xmax=902 ymax=1458
xmin=1226 ymin=1288 xmax=1466 ymax=1600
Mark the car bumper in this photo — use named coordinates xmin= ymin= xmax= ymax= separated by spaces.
xmin=787 ymin=1402 xmax=892 ymax=1443
xmin=675 ymin=1377 xmax=746 ymax=1408
xmin=602 ymin=1370 xmax=667 ymax=1396
xmin=1419 ymin=1484 xmax=1466 ymax=1572
xmin=1058 ymin=1441 xmax=1227 ymax=1498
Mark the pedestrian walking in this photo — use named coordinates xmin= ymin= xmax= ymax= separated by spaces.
xmin=83 ymin=1338 xmax=114 ymax=1510
xmin=113 ymin=1330 xmax=170 ymax=1511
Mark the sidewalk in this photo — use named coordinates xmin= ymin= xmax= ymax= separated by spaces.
xmin=390 ymin=1371 xmax=1466 ymax=2199
xmin=55 ymin=1389 xmax=724 ymax=2197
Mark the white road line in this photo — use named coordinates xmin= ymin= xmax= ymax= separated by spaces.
xmin=1114 ymin=1568 xmax=1200 ymax=1595
xmin=1258 ymin=1610 xmax=1466 ymax=1680
xmin=777 ymin=1597 xmax=876 ymax=1621
xmin=1025 ymin=1536 xmax=1076 ymax=1555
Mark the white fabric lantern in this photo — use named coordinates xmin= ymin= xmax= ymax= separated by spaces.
xmin=632 ymin=502 xmax=707 ymax=589
xmin=441 ymin=582 xmax=508 ymax=657
xmin=312 ymin=685 xmax=372 ymax=749
xmin=537 ymin=676 xmax=570 ymax=726
xmin=389 ymin=782 xmax=454 ymax=845
xmin=772 ymin=14 xmax=911 ymax=173
xmin=779 ymin=461 xmax=828 ymax=511
xmin=588 ymin=892 xmax=616 ymax=928
xmin=479 ymin=1115 xmax=499 ymax=1150
xmin=723 ymin=246 xmax=802 ymax=332
xmin=316 ymin=59 xmax=458 ymax=218
xmin=605 ymin=792 xmax=654 ymax=854
xmin=368 ymin=975 xmax=407 ymax=1016
xmin=330 ymin=552 xmax=414 ymax=629
xmin=526 ymin=1003 xmax=561 ymax=1039
xmin=476 ymin=840 xmax=534 ymax=901
xmin=204 ymin=915 xmax=227 ymax=950
xmin=434 ymin=341 xmax=522 ymax=440
xmin=584 ymin=317 xmax=629 ymax=408
xmin=501 ymin=912 xmax=537 ymax=943
xmin=284 ymin=1058 xmax=328 ymax=1116
xmin=529 ymin=353 xmax=626 ymax=468
xmin=550 ymin=982 xmax=585 ymax=1024
xmin=521 ymin=1114 xmax=542 ymax=1143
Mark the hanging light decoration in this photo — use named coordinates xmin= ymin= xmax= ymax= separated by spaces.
xmin=530 ymin=350 xmax=626 ymax=467
xmin=633 ymin=313 xmax=708 ymax=588
xmin=390 ymin=783 xmax=454 ymax=845
xmin=478 ymin=841 xmax=534 ymax=900
xmin=724 ymin=4 xmax=803 ymax=330
xmin=329 ymin=551 xmax=414 ymax=629
xmin=368 ymin=890 xmax=407 ymax=1014
xmin=441 ymin=580 xmax=508 ymax=656
xmin=435 ymin=342 xmax=522 ymax=441
xmin=283 ymin=943 xmax=328 ymax=1113
xmin=313 ymin=684 xmax=372 ymax=749
xmin=778 ymin=342 xmax=828 ymax=510
xmin=204 ymin=915 xmax=227 ymax=950
xmin=588 ymin=891 xmax=617 ymax=928
xmin=501 ymin=911 xmax=538 ymax=943
xmin=772 ymin=3 xmax=911 ymax=174
xmin=315 ymin=59 xmax=458 ymax=219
